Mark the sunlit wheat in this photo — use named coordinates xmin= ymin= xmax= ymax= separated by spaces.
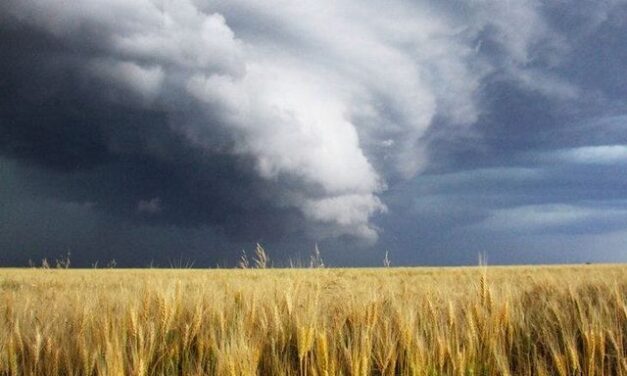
xmin=0 ymin=265 xmax=625 ymax=375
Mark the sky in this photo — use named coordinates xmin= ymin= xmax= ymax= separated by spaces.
xmin=1 ymin=0 xmax=627 ymax=267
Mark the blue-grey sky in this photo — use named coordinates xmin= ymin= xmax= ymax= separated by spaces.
xmin=1 ymin=0 xmax=626 ymax=266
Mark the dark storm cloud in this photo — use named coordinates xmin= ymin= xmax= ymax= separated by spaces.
xmin=0 ymin=13 xmax=307 ymax=238
xmin=1 ymin=0 xmax=627 ymax=266
xmin=376 ymin=0 xmax=627 ymax=264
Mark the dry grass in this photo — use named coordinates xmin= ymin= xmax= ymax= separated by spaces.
xmin=0 ymin=265 xmax=625 ymax=375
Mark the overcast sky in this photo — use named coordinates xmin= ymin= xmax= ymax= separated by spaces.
xmin=1 ymin=0 xmax=627 ymax=267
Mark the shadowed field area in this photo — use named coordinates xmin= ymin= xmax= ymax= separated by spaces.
xmin=0 ymin=265 xmax=626 ymax=375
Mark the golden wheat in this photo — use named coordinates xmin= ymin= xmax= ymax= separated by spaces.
xmin=0 ymin=265 xmax=625 ymax=375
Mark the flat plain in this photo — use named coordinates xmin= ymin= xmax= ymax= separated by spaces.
xmin=0 ymin=265 xmax=625 ymax=375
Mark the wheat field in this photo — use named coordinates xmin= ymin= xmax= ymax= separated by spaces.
xmin=0 ymin=265 xmax=625 ymax=375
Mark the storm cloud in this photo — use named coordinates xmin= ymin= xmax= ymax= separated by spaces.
xmin=1 ymin=0 xmax=627 ymax=266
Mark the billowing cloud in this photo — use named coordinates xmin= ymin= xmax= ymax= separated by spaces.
xmin=1 ymin=0 xmax=626 ymax=265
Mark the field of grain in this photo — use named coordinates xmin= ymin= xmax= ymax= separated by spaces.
xmin=0 ymin=265 xmax=625 ymax=375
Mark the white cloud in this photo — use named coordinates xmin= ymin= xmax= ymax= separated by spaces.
xmin=90 ymin=60 xmax=164 ymax=100
xmin=4 ymin=0 xmax=579 ymax=241
xmin=302 ymin=193 xmax=387 ymax=241
xmin=511 ymin=67 xmax=579 ymax=99
xmin=474 ymin=204 xmax=627 ymax=232
xmin=553 ymin=145 xmax=627 ymax=164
